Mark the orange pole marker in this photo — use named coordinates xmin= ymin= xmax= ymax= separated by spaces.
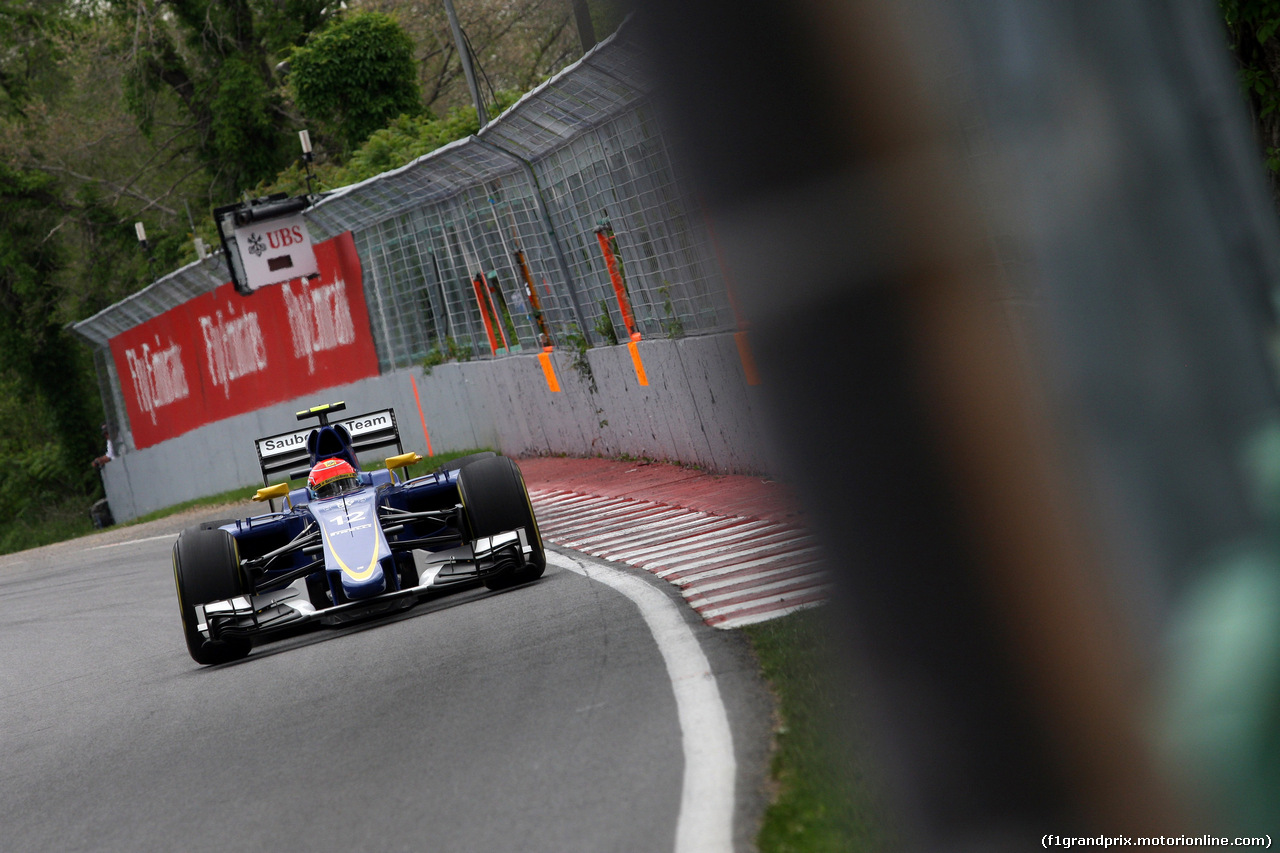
xmin=734 ymin=330 xmax=761 ymax=386
xmin=538 ymin=347 xmax=561 ymax=392
xmin=410 ymin=373 xmax=434 ymax=457
xmin=485 ymin=273 xmax=512 ymax=352
xmin=596 ymin=228 xmax=637 ymax=337
xmin=472 ymin=274 xmax=499 ymax=355
xmin=627 ymin=333 xmax=649 ymax=387
xmin=515 ymin=250 xmax=551 ymax=346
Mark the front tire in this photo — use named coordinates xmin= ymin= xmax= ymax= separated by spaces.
xmin=458 ymin=456 xmax=546 ymax=590
xmin=172 ymin=527 xmax=252 ymax=665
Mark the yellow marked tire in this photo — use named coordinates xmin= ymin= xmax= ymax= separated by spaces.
xmin=458 ymin=456 xmax=546 ymax=590
xmin=172 ymin=527 xmax=252 ymax=666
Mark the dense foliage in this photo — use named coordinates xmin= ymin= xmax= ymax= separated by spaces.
xmin=290 ymin=12 xmax=423 ymax=154
xmin=114 ymin=0 xmax=326 ymax=199
xmin=1222 ymin=0 xmax=1280 ymax=198
xmin=0 ymin=0 xmax=617 ymax=544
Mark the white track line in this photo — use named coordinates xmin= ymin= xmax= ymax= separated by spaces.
xmin=549 ymin=550 xmax=735 ymax=853
xmin=89 ymin=533 xmax=179 ymax=550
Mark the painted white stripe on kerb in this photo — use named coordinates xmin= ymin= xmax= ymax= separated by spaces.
xmin=690 ymin=575 xmax=832 ymax=608
xmin=539 ymin=496 xmax=634 ymax=518
xmin=713 ymin=599 xmax=825 ymax=630
xmin=654 ymin=534 xmax=814 ymax=577
xmin=699 ymin=584 xmax=833 ymax=619
xmin=548 ymin=550 xmax=735 ymax=853
xmin=606 ymin=521 xmax=781 ymax=563
xmin=557 ymin=509 xmax=691 ymax=546
xmin=559 ymin=513 xmax=718 ymax=549
xmin=528 ymin=489 xmax=587 ymax=503
xmin=530 ymin=495 xmax=596 ymax=512
xmin=546 ymin=504 xmax=655 ymax=534
xmin=683 ymin=559 xmax=827 ymax=594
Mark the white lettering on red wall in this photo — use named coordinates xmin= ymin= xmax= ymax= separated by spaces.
xmin=200 ymin=308 xmax=268 ymax=397
xmin=109 ymin=232 xmax=378 ymax=449
xmin=283 ymin=277 xmax=356 ymax=373
xmin=124 ymin=337 xmax=190 ymax=425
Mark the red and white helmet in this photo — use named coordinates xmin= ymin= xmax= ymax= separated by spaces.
xmin=307 ymin=458 xmax=360 ymax=500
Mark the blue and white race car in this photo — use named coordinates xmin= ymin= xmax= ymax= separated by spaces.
xmin=171 ymin=402 xmax=544 ymax=666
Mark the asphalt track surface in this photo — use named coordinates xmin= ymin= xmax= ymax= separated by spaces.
xmin=0 ymin=505 xmax=774 ymax=852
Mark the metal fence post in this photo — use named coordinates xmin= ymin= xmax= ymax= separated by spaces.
xmin=471 ymin=136 xmax=594 ymax=343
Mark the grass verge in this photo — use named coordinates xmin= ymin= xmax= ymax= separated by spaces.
xmin=125 ymin=485 xmax=259 ymax=526
xmin=744 ymin=608 xmax=892 ymax=852
xmin=0 ymin=495 xmax=100 ymax=555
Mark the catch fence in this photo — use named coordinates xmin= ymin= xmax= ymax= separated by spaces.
xmin=72 ymin=21 xmax=736 ymax=441
xmin=305 ymin=25 xmax=734 ymax=373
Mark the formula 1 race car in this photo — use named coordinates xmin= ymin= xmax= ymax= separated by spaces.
xmin=171 ymin=402 xmax=544 ymax=666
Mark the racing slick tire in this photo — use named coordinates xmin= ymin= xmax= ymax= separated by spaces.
xmin=172 ymin=527 xmax=252 ymax=666
xmin=437 ymin=451 xmax=497 ymax=473
xmin=457 ymin=456 xmax=546 ymax=590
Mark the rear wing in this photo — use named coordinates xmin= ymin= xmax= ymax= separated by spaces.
xmin=255 ymin=407 xmax=404 ymax=487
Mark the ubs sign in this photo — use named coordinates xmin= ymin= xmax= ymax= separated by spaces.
xmin=233 ymin=213 xmax=319 ymax=291
xmin=215 ymin=195 xmax=319 ymax=294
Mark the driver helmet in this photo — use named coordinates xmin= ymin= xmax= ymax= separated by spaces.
xmin=307 ymin=458 xmax=360 ymax=500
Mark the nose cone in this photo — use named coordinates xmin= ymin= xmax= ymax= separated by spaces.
xmin=315 ymin=492 xmax=390 ymax=599
xmin=325 ymin=528 xmax=389 ymax=599
xmin=339 ymin=564 xmax=387 ymax=599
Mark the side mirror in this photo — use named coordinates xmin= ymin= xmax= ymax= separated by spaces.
xmin=253 ymin=483 xmax=292 ymax=506
xmin=385 ymin=452 xmax=423 ymax=471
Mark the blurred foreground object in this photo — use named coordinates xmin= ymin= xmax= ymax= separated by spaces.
xmin=634 ymin=0 xmax=1280 ymax=847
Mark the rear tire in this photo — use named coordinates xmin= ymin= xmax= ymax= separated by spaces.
xmin=172 ymin=527 xmax=252 ymax=665
xmin=458 ymin=456 xmax=546 ymax=590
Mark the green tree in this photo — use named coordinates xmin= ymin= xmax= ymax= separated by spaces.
xmin=1222 ymin=0 xmax=1280 ymax=202
xmin=0 ymin=4 xmax=104 ymax=489
xmin=112 ymin=0 xmax=332 ymax=201
xmin=0 ymin=0 xmax=609 ymax=544
xmin=356 ymin=0 xmax=620 ymax=117
xmin=0 ymin=1 xmax=72 ymax=114
xmin=0 ymin=164 xmax=99 ymax=481
xmin=289 ymin=11 xmax=422 ymax=155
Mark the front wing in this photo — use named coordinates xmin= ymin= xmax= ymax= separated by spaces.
xmin=198 ymin=528 xmax=537 ymax=643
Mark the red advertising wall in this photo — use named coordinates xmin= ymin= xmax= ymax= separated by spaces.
xmin=110 ymin=232 xmax=381 ymax=449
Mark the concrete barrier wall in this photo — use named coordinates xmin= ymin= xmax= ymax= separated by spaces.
xmin=102 ymin=333 xmax=772 ymax=521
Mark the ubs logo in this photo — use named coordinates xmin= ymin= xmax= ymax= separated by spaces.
xmin=249 ymin=226 xmax=306 ymax=257
xmin=246 ymin=232 xmax=266 ymax=257
xmin=267 ymin=225 xmax=306 ymax=248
